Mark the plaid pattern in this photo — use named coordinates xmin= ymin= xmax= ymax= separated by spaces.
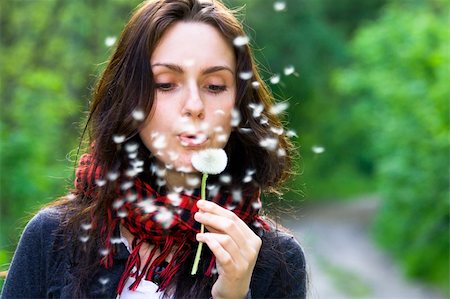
xmin=74 ymin=153 xmax=270 ymax=294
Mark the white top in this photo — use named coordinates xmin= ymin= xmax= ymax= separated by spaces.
xmin=117 ymin=234 xmax=170 ymax=299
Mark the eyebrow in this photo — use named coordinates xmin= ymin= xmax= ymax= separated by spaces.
xmin=152 ymin=63 xmax=235 ymax=75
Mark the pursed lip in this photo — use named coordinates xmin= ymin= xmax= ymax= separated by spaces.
xmin=177 ymin=132 xmax=209 ymax=147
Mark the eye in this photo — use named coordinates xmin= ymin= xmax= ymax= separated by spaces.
xmin=155 ymin=83 xmax=175 ymax=92
xmin=207 ymin=84 xmax=227 ymax=94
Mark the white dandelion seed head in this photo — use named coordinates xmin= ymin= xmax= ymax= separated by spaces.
xmin=270 ymin=74 xmax=281 ymax=84
xmin=104 ymin=36 xmax=116 ymax=47
xmin=219 ymin=174 xmax=232 ymax=184
xmin=186 ymin=176 xmax=201 ymax=187
xmin=274 ymin=1 xmax=286 ymax=12
xmin=312 ymin=145 xmax=325 ymax=154
xmin=231 ymin=109 xmax=241 ymax=127
xmin=79 ymin=235 xmax=90 ymax=243
xmin=270 ymin=126 xmax=284 ymax=135
xmin=107 ymin=171 xmax=119 ymax=181
xmin=270 ymin=102 xmax=289 ymax=115
xmin=239 ymin=71 xmax=253 ymax=80
xmin=259 ymin=137 xmax=278 ymax=151
xmin=125 ymin=142 xmax=139 ymax=153
xmin=249 ymin=103 xmax=264 ymax=118
xmin=233 ymin=35 xmax=249 ymax=47
xmin=113 ymin=135 xmax=126 ymax=144
xmin=251 ymin=81 xmax=260 ymax=89
xmin=191 ymin=148 xmax=228 ymax=174
xmin=284 ymin=65 xmax=295 ymax=76
xmin=132 ymin=109 xmax=145 ymax=121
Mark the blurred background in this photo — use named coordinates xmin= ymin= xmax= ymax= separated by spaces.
xmin=0 ymin=0 xmax=448 ymax=297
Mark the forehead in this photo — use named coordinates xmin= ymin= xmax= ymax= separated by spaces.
xmin=151 ymin=21 xmax=236 ymax=69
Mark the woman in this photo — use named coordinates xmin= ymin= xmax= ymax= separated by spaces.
xmin=1 ymin=0 xmax=307 ymax=298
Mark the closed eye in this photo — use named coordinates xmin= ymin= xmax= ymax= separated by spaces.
xmin=207 ymin=84 xmax=227 ymax=94
xmin=155 ymin=83 xmax=175 ymax=92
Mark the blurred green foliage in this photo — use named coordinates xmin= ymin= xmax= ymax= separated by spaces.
xmin=334 ymin=1 xmax=449 ymax=292
xmin=0 ymin=0 xmax=448 ymax=293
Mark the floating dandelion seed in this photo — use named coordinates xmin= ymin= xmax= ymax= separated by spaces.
xmin=117 ymin=210 xmax=128 ymax=218
xmin=219 ymin=174 xmax=232 ymax=184
xmin=284 ymin=65 xmax=295 ymax=76
xmin=214 ymin=109 xmax=225 ymax=116
xmin=208 ymin=185 xmax=220 ymax=198
xmin=270 ymin=127 xmax=284 ymax=135
xmin=128 ymin=152 xmax=138 ymax=159
xmin=155 ymin=166 xmax=166 ymax=177
xmin=238 ymin=127 xmax=252 ymax=134
xmin=79 ymin=235 xmax=90 ymax=243
xmin=168 ymin=193 xmax=182 ymax=206
xmin=214 ymin=126 xmax=224 ymax=133
xmin=137 ymin=200 xmax=157 ymax=213
xmin=270 ymin=74 xmax=281 ymax=84
xmin=252 ymin=201 xmax=262 ymax=210
xmin=251 ymin=81 xmax=260 ymax=89
xmin=233 ymin=35 xmax=249 ymax=47
xmin=176 ymin=166 xmax=191 ymax=173
xmin=217 ymin=134 xmax=228 ymax=143
xmin=107 ymin=171 xmax=119 ymax=181
xmin=125 ymin=168 xmax=137 ymax=177
xmin=206 ymin=184 xmax=218 ymax=191
xmin=187 ymin=176 xmax=200 ymax=187
xmin=270 ymin=102 xmax=289 ymax=115
xmin=239 ymin=71 xmax=253 ymax=80
xmin=96 ymin=179 xmax=106 ymax=187
xmin=173 ymin=186 xmax=184 ymax=193
xmin=81 ymin=223 xmax=93 ymax=230
xmin=132 ymin=109 xmax=145 ymax=121
xmin=112 ymin=199 xmax=124 ymax=209
xmin=243 ymin=175 xmax=252 ymax=183
xmin=113 ymin=135 xmax=126 ymax=144
xmin=156 ymin=178 xmax=166 ymax=187
xmin=120 ymin=181 xmax=133 ymax=191
xmin=260 ymin=116 xmax=269 ymax=125
xmin=277 ymin=148 xmax=286 ymax=157
xmin=98 ymin=277 xmax=110 ymax=285
xmin=153 ymin=135 xmax=167 ymax=150
xmin=246 ymin=169 xmax=256 ymax=176
xmin=259 ymin=137 xmax=278 ymax=151
xmin=232 ymin=189 xmax=242 ymax=202
xmin=231 ymin=108 xmax=241 ymax=127
xmin=168 ymin=151 xmax=179 ymax=161
xmin=249 ymin=103 xmax=264 ymax=118
xmin=274 ymin=1 xmax=286 ymax=11
xmin=312 ymin=145 xmax=325 ymax=154
xmin=104 ymin=36 xmax=116 ymax=47
xmin=99 ymin=248 xmax=110 ymax=256
xmin=125 ymin=142 xmax=139 ymax=153
xmin=67 ymin=193 xmax=76 ymax=200
xmin=200 ymin=122 xmax=210 ymax=131
xmin=155 ymin=208 xmax=174 ymax=229
xmin=126 ymin=192 xmax=137 ymax=202
xmin=286 ymin=129 xmax=298 ymax=138
xmin=110 ymin=237 xmax=123 ymax=244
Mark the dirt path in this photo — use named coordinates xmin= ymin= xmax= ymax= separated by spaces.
xmin=278 ymin=196 xmax=446 ymax=299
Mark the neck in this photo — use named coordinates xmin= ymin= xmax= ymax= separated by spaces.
xmin=160 ymin=164 xmax=201 ymax=193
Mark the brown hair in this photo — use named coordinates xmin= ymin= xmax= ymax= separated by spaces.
xmin=50 ymin=0 xmax=295 ymax=297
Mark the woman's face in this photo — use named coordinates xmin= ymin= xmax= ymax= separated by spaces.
xmin=140 ymin=22 xmax=236 ymax=173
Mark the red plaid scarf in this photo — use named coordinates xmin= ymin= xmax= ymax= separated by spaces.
xmin=74 ymin=153 xmax=270 ymax=294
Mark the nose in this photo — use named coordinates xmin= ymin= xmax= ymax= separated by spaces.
xmin=182 ymin=83 xmax=205 ymax=119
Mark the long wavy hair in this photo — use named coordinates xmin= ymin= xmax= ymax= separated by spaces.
xmin=49 ymin=0 xmax=295 ymax=297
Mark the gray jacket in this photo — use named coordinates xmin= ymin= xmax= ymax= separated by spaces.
xmin=1 ymin=208 xmax=306 ymax=298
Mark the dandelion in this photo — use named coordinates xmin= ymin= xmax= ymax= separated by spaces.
xmin=104 ymin=36 xmax=116 ymax=47
xmin=191 ymin=148 xmax=228 ymax=275
xmin=113 ymin=135 xmax=126 ymax=144
xmin=270 ymin=102 xmax=289 ymax=115
xmin=284 ymin=65 xmax=295 ymax=76
xmin=239 ymin=71 xmax=253 ymax=80
xmin=233 ymin=35 xmax=249 ymax=47
xmin=274 ymin=1 xmax=286 ymax=12
xmin=312 ymin=145 xmax=325 ymax=154
xmin=132 ymin=109 xmax=145 ymax=121
xmin=270 ymin=74 xmax=281 ymax=84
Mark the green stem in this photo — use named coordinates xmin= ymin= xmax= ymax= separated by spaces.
xmin=191 ymin=173 xmax=208 ymax=275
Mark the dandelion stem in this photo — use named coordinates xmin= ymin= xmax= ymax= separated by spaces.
xmin=191 ymin=173 xmax=208 ymax=275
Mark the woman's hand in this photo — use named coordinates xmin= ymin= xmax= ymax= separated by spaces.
xmin=194 ymin=199 xmax=262 ymax=299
